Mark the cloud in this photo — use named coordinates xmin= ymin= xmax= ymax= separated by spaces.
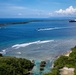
xmin=55 ymin=6 xmax=76 ymax=15
xmin=0 ymin=3 xmax=27 ymax=10
xmin=10 ymin=6 xmax=27 ymax=10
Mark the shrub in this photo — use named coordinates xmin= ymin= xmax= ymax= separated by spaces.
xmin=0 ymin=53 xmax=3 ymax=57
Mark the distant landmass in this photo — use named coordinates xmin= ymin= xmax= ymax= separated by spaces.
xmin=0 ymin=19 xmax=69 ymax=27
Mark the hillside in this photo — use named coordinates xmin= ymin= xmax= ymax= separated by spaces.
xmin=0 ymin=54 xmax=34 ymax=75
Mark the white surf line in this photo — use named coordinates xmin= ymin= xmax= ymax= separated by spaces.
xmin=12 ymin=40 xmax=54 ymax=49
xmin=0 ymin=49 xmax=6 ymax=54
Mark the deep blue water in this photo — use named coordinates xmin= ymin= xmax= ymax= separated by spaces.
xmin=0 ymin=17 xmax=76 ymax=74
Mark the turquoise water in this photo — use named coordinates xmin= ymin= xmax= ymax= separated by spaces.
xmin=0 ymin=18 xmax=76 ymax=74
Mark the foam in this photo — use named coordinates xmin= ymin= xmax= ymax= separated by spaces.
xmin=38 ymin=27 xmax=59 ymax=31
xmin=17 ymin=52 xmax=21 ymax=54
xmin=12 ymin=40 xmax=54 ymax=49
xmin=38 ymin=26 xmax=76 ymax=31
xmin=0 ymin=49 xmax=6 ymax=54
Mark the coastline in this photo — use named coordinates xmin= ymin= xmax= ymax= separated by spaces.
xmin=52 ymin=50 xmax=72 ymax=68
xmin=62 ymin=50 xmax=72 ymax=56
xmin=1 ymin=18 xmax=76 ymax=75
xmin=49 ymin=46 xmax=76 ymax=75
xmin=51 ymin=50 xmax=72 ymax=67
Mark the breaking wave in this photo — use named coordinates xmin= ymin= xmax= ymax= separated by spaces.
xmin=0 ymin=40 xmax=54 ymax=55
xmin=12 ymin=40 xmax=54 ymax=49
xmin=0 ymin=49 xmax=6 ymax=54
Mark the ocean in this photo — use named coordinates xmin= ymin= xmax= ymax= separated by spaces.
xmin=0 ymin=17 xmax=76 ymax=74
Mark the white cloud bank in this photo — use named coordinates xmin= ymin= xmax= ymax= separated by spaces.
xmin=55 ymin=6 xmax=76 ymax=15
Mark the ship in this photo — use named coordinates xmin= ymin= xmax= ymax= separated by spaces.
xmin=69 ymin=19 xmax=76 ymax=22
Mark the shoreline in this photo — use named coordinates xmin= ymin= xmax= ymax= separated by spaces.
xmin=49 ymin=47 xmax=76 ymax=75
xmin=51 ymin=50 xmax=73 ymax=69
xmin=63 ymin=50 xmax=72 ymax=56
xmin=0 ymin=46 xmax=75 ymax=75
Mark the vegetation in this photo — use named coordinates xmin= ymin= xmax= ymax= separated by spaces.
xmin=45 ymin=68 xmax=60 ymax=75
xmin=0 ymin=53 xmax=3 ymax=57
xmin=44 ymin=46 xmax=76 ymax=75
xmin=0 ymin=54 xmax=34 ymax=75
xmin=54 ymin=55 xmax=68 ymax=69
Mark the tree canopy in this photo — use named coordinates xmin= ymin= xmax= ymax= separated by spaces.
xmin=0 ymin=55 xmax=34 ymax=75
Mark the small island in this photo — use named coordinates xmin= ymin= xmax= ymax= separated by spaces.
xmin=45 ymin=46 xmax=76 ymax=75
xmin=0 ymin=20 xmax=64 ymax=27
xmin=69 ymin=19 xmax=76 ymax=22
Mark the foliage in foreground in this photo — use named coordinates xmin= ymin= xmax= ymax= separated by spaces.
xmin=45 ymin=68 xmax=60 ymax=75
xmin=45 ymin=46 xmax=76 ymax=75
xmin=0 ymin=55 xmax=34 ymax=75
xmin=0 ymin=53 xmax=3 ymax=57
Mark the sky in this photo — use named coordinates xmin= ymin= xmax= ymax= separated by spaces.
xmin=0 ymin=0 xmax=76 ymax=18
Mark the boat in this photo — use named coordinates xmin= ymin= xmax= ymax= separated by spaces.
xmin=69 ymin=19 xmax=76 ymax=22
